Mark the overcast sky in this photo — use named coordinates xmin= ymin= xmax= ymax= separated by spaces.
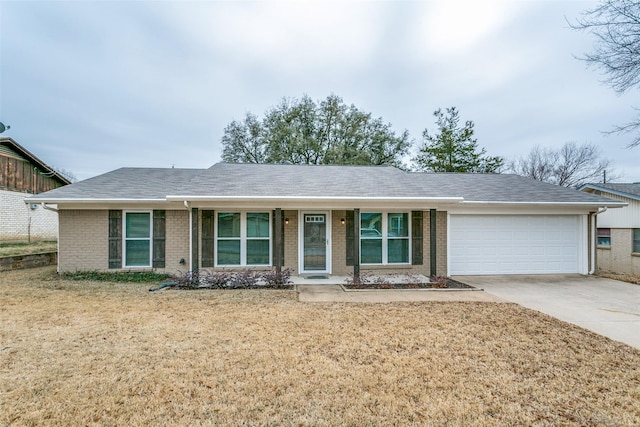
xmin=1 ymin=0 xmax=639 ymax=183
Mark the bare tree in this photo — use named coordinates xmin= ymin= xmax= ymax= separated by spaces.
xmin=507 ymin=146 xmax=556 ymax=183
xmin=570 ymin=0 xmax=640 ymax=147
xmin=507 ymin=142 xmax=615 ymax=187
xmin=54 ymin=167 xmax=77 ymax=183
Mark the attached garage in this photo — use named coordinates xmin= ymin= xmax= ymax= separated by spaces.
xmin=449 ymin=214 xmax=585 ymax=275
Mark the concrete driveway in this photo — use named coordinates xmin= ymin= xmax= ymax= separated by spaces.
xmin=454 ymin=274 xmax=640 ymax=349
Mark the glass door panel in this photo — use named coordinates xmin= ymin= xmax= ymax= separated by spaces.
xmin=303 ymin=214 xmax=327 ymax=271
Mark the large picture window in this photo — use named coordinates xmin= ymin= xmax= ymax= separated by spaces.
xmin=217 ymin=212 xmax=271 ymax=266
xmin=360 ymin=212 xmax=410 ymax=264
xmin=124 ymin=212 xmax=151 ymax=267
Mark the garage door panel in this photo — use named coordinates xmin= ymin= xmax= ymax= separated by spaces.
xmin=450 ymin=215 xmax=580 ymax=275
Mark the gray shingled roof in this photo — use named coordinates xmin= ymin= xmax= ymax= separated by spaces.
xmin=183 ymin=163 xmax=419 ymax=198
xmin=27 ymin=163 xmax=623 ymax=206
xmin=580 ymin=183 xmax=640 ymax=201
xmin=410 ymin=173 xmax=619 ymax=203
xmin=27 ymin=168 xmax=202 ymax=200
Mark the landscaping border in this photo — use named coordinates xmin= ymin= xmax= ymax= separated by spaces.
xmin=340 ymin=284 xmax=482 ymax=292
xmin=0 ymin=252 xmax=57 ymax=272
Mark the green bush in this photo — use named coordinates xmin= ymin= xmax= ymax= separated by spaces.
xmin=61 ymin=271 xmax=169 ymax=283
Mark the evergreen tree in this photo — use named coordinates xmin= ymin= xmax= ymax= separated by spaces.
xmin=413 ymin=107 xmax=503 ymax=173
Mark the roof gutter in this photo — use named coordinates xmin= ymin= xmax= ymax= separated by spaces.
xmin=23 ymin=198 xmax=167 ymax=204
xmin=166 ymin=195 xmax=465 ymax=202
xmin=459 ymin=201 xmax=627 ymax=208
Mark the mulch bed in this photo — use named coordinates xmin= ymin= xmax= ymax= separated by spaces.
xmin=150 ymin=282 xmax=295 ymax=291
xmin=343 ymin=278 xmax=474 ymax=290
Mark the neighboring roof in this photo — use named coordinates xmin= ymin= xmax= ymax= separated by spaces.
xmin=578 ymin=183 xmax=640 ymax=201
xmin=0 ymin=137 xmax=71 ymax=186
xmin=27 ymin=162 xmax=625 ymax=208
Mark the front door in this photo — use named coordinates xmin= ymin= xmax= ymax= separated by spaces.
xmin=301 ymin=212 xmax=330 ymax=273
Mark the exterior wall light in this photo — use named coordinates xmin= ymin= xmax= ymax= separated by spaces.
xmin=285 ymin=218 xmax=289 ymax=225
xmin=341 ymin=218 xmax=345 ymax=225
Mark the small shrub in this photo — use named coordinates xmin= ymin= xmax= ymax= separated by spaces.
xmin=168 ymin=270 xmax=201 ymax=288
xmin=61 ymin=270 xmax=169 ymax=283
xmin=430 ymin=275 xmax=449 ymax=289
xmin=200 ymin=270 xmax=232 ymax=288
xmin=370 ymin=275 xmax=391 ymax=285
xmin=261 ymin=268 xmax=293 ymax=287
xmin=345 ymin=272 xmax=394 ymax=286
xmin=227 ymin=269 xmax=259 ymax=289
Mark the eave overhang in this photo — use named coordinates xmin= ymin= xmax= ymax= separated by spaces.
xmin=24 ymin=197 xmax=167 ymax=204
xmin=458 ymin=200 xmax=627 ymax=209
xmin=166 ymin=195 xmax=466 ymax=210
xmin=578 ymin=184 xmax=640 ymax=202
xmin=25 ymin=196 xmax=625 ymax=211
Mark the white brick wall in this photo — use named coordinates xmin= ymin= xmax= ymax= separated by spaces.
xmin=0 ymin=189 xmax=59 ymax=241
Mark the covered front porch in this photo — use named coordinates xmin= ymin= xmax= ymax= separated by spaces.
xmin=185 ymin=206 xmax=448 ymax=280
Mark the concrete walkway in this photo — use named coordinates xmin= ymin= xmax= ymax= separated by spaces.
xmin=454 ymin=274 xmax=640 ymax=349
xmin=297 ymin=284 xmax=502 ymax=303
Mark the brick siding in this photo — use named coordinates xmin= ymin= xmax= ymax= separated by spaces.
xmin=165 ymin=210 xmax=190 ymax=274
xmin=0 ymin=189 xmax=59 ymax=241
xmin=58 ymin=210 xmax=108 ymax=272
xmin=331 ymin=210 xmax=348 ymax=275
xmin=58 ymin=208 xmax=450 ymax=276
xmin=283 ymin=210 xmax=298 ymax=274
xmin=597 ymin=228 xmax=640 ymax=275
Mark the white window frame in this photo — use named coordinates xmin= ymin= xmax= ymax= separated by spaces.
xmin=215 ymin=211 xmax=272 ymax=267
xmin=360 ymin=211 xmax=411 ymax=265
xmin=123 ymin=210 xmax=152 ymax=268
xmin=597 ymin=228 xmax=611 ymax=248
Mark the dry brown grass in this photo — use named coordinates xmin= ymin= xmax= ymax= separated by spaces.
xmin=1 ymin=267 xmax=639 ymax=426
xmin=0 ymin=241 xmax=57 ymax=257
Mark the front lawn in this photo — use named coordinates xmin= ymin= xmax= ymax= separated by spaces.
xmin=1 ymin=267 xmax=639 ymax=426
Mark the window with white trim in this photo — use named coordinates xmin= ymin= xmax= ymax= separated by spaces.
xmin=216 ymin=212 xmax=271 ymax=266
xmin=124 ymin=212 xmax=152 ymax=267
xmin=597 ymin=228 xmax=611 ymax=248
xmin=360 ymin=212 xmax=410 ymax=264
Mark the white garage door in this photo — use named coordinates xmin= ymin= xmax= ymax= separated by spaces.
xmin=449 ymin=215 xmax=581 ymax=275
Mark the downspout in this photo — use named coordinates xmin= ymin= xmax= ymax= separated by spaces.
xmin=41 ymin=202 xmax=58 ymax=212
xmin=589 ymin=207 xmax=608 ymax=275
